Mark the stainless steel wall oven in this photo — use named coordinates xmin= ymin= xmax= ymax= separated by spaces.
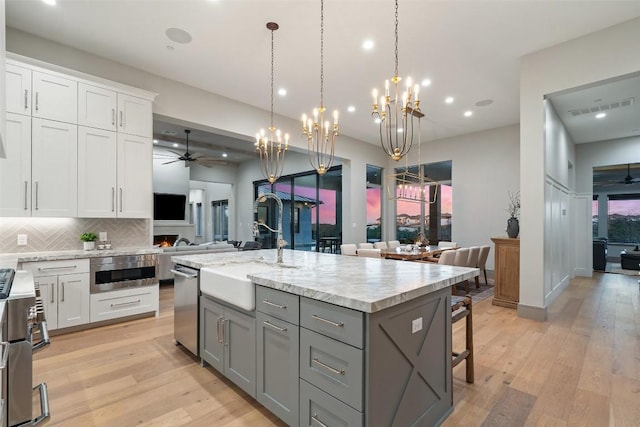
xmin=90 ymin=255 xmax=158 ymax=294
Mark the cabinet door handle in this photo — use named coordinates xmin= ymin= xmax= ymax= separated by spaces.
xmin=262 ymin=300 xmax=287 ymax=310
xmin=111 ymin=187 xmax=115 ymax=212
xmin=311 ymin=314 xmax=344 ymax=328
xmin=222 ymin=319 xmax=227 ymax=347
xmin=111 ymin=108 xmax=115 ymax=126
xmin=34 ymin=181 xmax=39 ymax=210
xmin=216 ymin=317 xmax=223 ymax=344
xmin=110 ymin=299 xmax=141 ymax=308
xmin=50 ymin=283 xmax=54 ymax=304
xmin=263 ymin=320 xmax=287 ymax=333
xmin=119 ymin=111 xmax=123 ymax=127
xmin=24 ymin=89 xmax=28 ymax=110
xmin=311 ymin=415 xmax=329 ymax=427
xmin=24 ymin=181 xmax=28 ymax=210
xmin=119 ymin=188 xmax=123 ymax=212
xmin=35 ymin=92 xmax=39 ymax=111
xmin=60 ymin=282 xmax=64 ymax=302
xmin=312 ymin=357 xmax=345 ymax=375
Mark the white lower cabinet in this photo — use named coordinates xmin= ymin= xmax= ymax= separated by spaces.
xmin=22 ymin=259 xmax=90 ymax=331
xmin=90 ymin=285 xmax=159 ymax=323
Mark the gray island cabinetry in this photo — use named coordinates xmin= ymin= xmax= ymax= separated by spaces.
xmin=173 ymin=249 xmax=478 ymax=427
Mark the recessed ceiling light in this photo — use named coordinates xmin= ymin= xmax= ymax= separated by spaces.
xmin=153 ymin=139 xmax=159 ymax=144
xmin=421 ymin=79 xmax=431 ymax=87
xmin=445 ymin=97 xmax=454 ymax=104
xmin=41 ymin=0 xmax=56 ymax=5
xmin=222 ymin=153 xmax=228 ymax=158
xmin=278 ymin=88 xmax=287 ymax=96
xmin=165 ymin=28 xmax=192 ymax=44
xmin=464 ymin=110 xmax=473 ymax=117
xmin=362 ymin=39 xmax=374 ymax=50
xmin=347 ymin=106 xmax=356 ymax=113
xmin=596 ymin=112 xmax=606 ymax=119
xmin=172 ymin=143 xmax=179 ymax=148
xmin=475 ymin=99 xmax=494 ymax=107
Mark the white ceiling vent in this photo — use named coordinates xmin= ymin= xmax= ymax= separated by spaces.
xmin=569 ymin=97 xmax=635 ymax=117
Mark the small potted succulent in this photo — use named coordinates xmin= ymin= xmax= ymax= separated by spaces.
xmin=80 ymin=232 xmax=98 ymax=250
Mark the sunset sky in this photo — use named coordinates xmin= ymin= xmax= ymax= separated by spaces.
xmin=593 ymin=200 xmax=640 ymax=216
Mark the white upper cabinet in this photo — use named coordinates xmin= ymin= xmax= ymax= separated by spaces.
xmin=117 ymin=93 xmax=152 ymax=137
xmin=117 ymin=133 xmax=152 ymax=218
xmin=0 ymin=113 xmax=32 ymax=216
xmin=6 ymin=63 xmax=31 ymax=116
xmin=32 ymin=71 xmax=77 ymax=124
xmin=31 ymin=118 xmax=78 ymax=217
xmin=78 ymin=83 xmax=117 ymax=131
xmin=78 ymin=126 xmax=118 ymax=217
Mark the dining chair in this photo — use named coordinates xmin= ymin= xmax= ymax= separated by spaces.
xmin=438 ymin=250 xmax=457 ymax=265
xmin=439 ymin=241 xmax=458 ymax=248
xmin=340 ymin=244 xmax=357 ymax=256
xmin=357 ymin=248 xmax=381 ymax=258
xmin=453 ymin=248 xmax=470 ymax=293
xmin=358 ymin=243 xmax=374 ymax=249
xmin=477 ymin=245 xmax=491 ymax=285
xmin=373 ymin=241 xmax=388 ymax=250
xmin=466 ymin=247 xmax=481 ymax=289
xmin=387 ymin=240 xmax=401 ymax=249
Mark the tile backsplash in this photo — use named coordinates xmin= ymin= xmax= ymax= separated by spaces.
xmin=0 ymin=218 xmax=151 ymax=254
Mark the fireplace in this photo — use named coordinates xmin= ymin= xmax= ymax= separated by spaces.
xmin=154 ymin=234 xmax=179 ymax=248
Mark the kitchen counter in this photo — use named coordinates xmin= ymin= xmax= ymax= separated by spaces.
xmin=173 ymin=249 xmax=478 ymax=313
xmin=1 ymin=247 xmax=162 ymax=263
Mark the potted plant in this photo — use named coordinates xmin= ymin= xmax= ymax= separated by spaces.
xmin=80 ymin=232 xmax=98 ymax=250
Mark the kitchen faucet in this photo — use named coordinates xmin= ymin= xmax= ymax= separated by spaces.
xmin=253 ymin=192 xmax=287 ymax=263
xmin=173 ymin=237 xmax=191 ymax=247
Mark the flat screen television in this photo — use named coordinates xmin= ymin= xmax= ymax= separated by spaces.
xmin=153 ymin=193 xmax=187 ymax=221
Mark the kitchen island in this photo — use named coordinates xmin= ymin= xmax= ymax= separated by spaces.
xmin=172 ymin=249 xmax=478 ymax=427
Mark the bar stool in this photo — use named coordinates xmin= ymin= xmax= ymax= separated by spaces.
xmin=451 ymin=295 xmax=474 ymax=383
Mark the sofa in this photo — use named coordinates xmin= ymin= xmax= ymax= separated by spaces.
xmin=620 ymin=251 xmax=640 ymax=271
xmin=158 ymin=243 xmax=237 ymax=281
xmin=592 ymin=238 xmax=607 ymax=271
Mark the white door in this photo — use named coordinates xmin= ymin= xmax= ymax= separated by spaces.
xmin=31 ymin=118 xmax=78 ymax=217
xmin=0 ymin=113 xmax=31 ymax=216
xmin=5 ymin=63 xmax=31 ymax=115
xmin=34 ymin=276 xmax=58 ymax=330
xmin=117 ymin=133 xmax=152 ymax=218
xmin=78 ymin=126 xmax=117 ymax=217
xmin=78 ymin=83 xmax=117 ymax=131
xmin=32 ymin=71 xmax=77 ymax=123
xmin=117 ymin=93 xmax=152 ymax=137
xmin=57 ymin=273 xmax=90 ymax=329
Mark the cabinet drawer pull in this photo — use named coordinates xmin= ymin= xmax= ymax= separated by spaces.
xmin=313 ymin=357 xmax=345 ymax=375
xmin=24 ymin=89 xmax=28 ymax=110
xmin=311 ymin=314 xmax=344 ymax=328
xmin=263 ymin=320 xmax=287 ymax=333
xmin=311 ymin=414 xmax=328 ymax=427
xmin=110 ymin=299 xmax=141 ymax=308
xmin=262 ymin=300 xmax=287 ymax=310
xmin=24 ymin=181 xmax=28 ymax=210
xmin=38 ymin=265 xmax=77 ymax=271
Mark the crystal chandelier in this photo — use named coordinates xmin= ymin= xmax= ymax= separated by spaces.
xmin=371 ymin=0 xmax=423 ymax=161
xmin=302 ymin=0 xmax=339 ymax=175
xmin=256 ymin=22 xmax=289 ymax=184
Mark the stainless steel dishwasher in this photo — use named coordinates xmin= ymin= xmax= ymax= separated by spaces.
xmin=171 ymin=265 xmax=199 ymax=357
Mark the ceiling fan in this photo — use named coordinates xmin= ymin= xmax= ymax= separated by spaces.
xmin=597 ymin=163 xmax=640 ymax=186
xmin=153 ymin=129 xmax=228 ymax=167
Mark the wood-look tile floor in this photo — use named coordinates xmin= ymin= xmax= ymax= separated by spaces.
xmin=34 ymin=273 xmax=640 ymax=426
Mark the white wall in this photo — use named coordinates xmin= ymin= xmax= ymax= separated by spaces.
xmin=385 ymin=124 xmax=520 ymax=270
xmin=0 ymin=0 xmax=6 ymax=158
xmin=520 ymin=17 xmax=640 ymax=320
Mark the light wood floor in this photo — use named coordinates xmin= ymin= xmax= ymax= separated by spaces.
xmin=34 ymin=272 xmax=640 ymax=426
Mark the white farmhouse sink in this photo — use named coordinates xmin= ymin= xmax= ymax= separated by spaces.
xmin=200 ymin=262 xmax=294 ymax=311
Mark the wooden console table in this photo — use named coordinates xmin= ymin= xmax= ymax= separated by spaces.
xmin=490 ymin=237 xmax=520 ymax=309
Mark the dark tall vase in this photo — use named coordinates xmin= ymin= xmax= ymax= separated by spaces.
xmin=506 ymin=217 xmax=519 ymax=238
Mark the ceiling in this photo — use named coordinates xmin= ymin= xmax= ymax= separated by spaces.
xmin=6 ymin=0 xmax=640 ymax=153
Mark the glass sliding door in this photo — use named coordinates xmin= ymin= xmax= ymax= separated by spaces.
xmin=292 ymin=174 xmax=318 ymax=251
xmin=318 ymin=168 xmax=342 ymax=253
xmin=211 ymin=199 xmax=229 ymax=242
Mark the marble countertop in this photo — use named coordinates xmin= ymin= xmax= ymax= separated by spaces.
xmin=2 ymin=247 xmax=162 ymax=263
xmin=173 ymin=249 xmax=478 ymax=313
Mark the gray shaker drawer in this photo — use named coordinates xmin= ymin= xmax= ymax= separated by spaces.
xmin=300 ymin=328 xmax=364 ymax=411
xmin=256 ymin=286 xmax=300 ymax=325
xmin=300 ymin=379 xmax=363 ymax=427
xmin=301 ymin=297 xmax=364 ymax=348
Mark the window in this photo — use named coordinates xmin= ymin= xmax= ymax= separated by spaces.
xmin=366 ymin=165 xmax=383 ymax=243
xmin=592 ymin=195 xmax=598 ymax=238
xmin=211 ymin=199 xmax=229 ymax=241
xmin=195 ymin=203 xmax=203 ymax=237
xmin=607 ymin=194 xmax=640 ymax=243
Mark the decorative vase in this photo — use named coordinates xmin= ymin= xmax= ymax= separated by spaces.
xmin=506 ymin=217 xmax=519 ymax=239
xmin=83 ymin=241 xmax=95 ymax=250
